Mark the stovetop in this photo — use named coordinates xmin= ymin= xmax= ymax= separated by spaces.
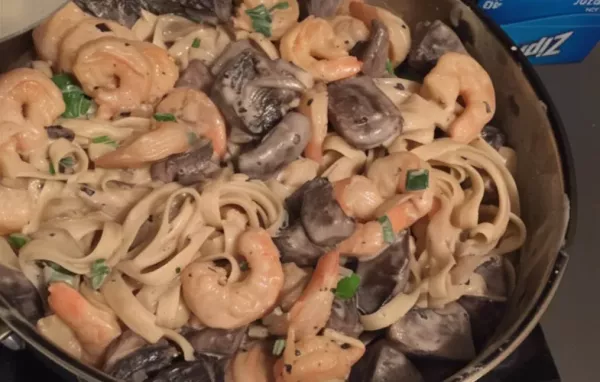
xmin=0 ymin=325 xmax=559 ymax=381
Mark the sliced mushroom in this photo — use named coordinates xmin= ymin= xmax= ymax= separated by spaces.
xmin=284 ymin=177 xmax=329 ymax=222
xmin=211 ymin=41 xmax=303 ymax=143
xmin=351 ymin=20 xmax=390 ymax=78
xmin=328 ymin=76 xmax=402 ymax=149
xmin=46 ymin=125 xmax=75 ymax=141
xmin=458 ymin=296 xmax=506 ymax=352
xmin=476 ymin=256 xmax=508 ymax=297
xmin=387 ymin=302 xmax=476 ymax=361
xmin=74 ymin=0 xmax=143 ymax=28
xmin=481 ymin=125 xmax=507 ymax=151
xmin=299 ymin=0 xmax=342 ymax=19
xmin=175 ymin=60 xmax=214 ymax=93
xmin=181 ymin=0 xmax=233 ymax=22
xmin=300 ymin=177 xmax=355 ymax=247
xmin=237 ymin=112 xmax=310 ymax=179
xmin=182 ymin=326 xmax=246 ymax=358
xmin=103 ymin=330 xmax=147 ymax=372
xmin=350 ymin=339 xmax=424 ymax=382
xmin=326 ymin=296 xmax=364 ymax=338
xmin=0 ymin=264 xmax=44 ymax=323
xmin=274 ymin=222 xmax=326 ymax=267
xmin=105 ymin=340 xmax=179 ymax=381
xmin=150 ymin=140 xmax=221 ymax=186
xmin=356 ymin=231 xmax=410 ymax=314
xmin=147 ymin=356 xmax=226 ymax=382
xmin=408 ymin=20 xmax=468 ymax=73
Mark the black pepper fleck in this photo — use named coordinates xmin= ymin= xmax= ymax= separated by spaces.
xmin=95 ymin=23 xmax=111 ymax=32
xmin=295 ymin=350 xmax=301 ymax=356
xmin=317 ymin=328 xmax=325 ymax=336
xmin=394 ymin=83 xmax=405 ymax=91
xmin=307 ymin=98 xmax=314 ymax=106
xmin=124 ymin=43 xmax=130 ymax=47
xmin=239 ymin=107 xmax=247 ymax=113
xmin=285 ymin=364 xmax=292 ymax=373
xmin=340 ymin=343 xmax=351 ymax=349
xmin=484 ymin=101 xmax=491 ymax=114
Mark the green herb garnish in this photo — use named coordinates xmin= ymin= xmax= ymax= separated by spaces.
xmin=377 ymin=215 xmax=395 ymax=244
xmin=52 ymin=74 xmax=92 ymax=118
xmin=386 ymin=59 xmax=397 ymax=77
xmin=335 ymin=273 xmax=361 ymax=300
xmin=91 ymin=135 xmax=118 ymax=147
xmin=7 ymin=234 xmax=30 ymax=249
xmin=153 ymin=113 xmax=177 ymax=122
xmin=43 ymin=262 xmax=77 ymax=287
xmin=90 ymin=259 xmax=110 ymax=290
xmin=49 ymin=162 xmax=56 ymax=175
xmin=60 ymin=157 xmax=74 ymax=168
xmin=239 ymin=261 xmax=249 ymax=272
xmin=245 ymin=2 xmax=289 ymax=38
xmin=176 ymin=267 xmax=181 ymax=274
xmin=272 ymin=339 xmax=286 ymax=356
xmin=43 ymin=261 xmax=75 ymax=275
xmin=192 ymin=38 xmax=201 ymax=48
xmin=405 ymin=169 xmax=430 ymax=191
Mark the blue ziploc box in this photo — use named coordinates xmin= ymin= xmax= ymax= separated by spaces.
xmin=477 ymin=0 xmax=600 ymax=64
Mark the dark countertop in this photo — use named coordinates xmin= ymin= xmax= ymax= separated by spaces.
xmin=536 ymin=46 xmax=600 ymax=382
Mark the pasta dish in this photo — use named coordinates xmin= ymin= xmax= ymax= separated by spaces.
xmin=0 ymin=1 xmax=526 ymax=381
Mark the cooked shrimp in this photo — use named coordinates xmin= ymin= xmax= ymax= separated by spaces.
xmin=287 ymin=250 xmax=340 ymax=339
xmin=338 ymin=189 xmax=435 ymax=258
xmin=420 ymin=52 xmax=496 ymax=143
xmin=58 ymin=17 xmax=136 ymax=72
xmin=37 ymin=315 xmax=88 ymax=363
xmin=32 ymin=2 xmax=89 ymax=65
xmin=337 ymin=0 xmax=365 ymax=15
xmin=234 ymin=0 xmax=300 ymax=41
xmin=280 ymin=16 xmax=362 ymax=82
xmin=298 ymin=83 xmax=328 ymax=163
xmin=94 ymin=122 xmax=191 ymax=168
xmin=131 ymin=41 xmax=179 ymax=104
xmin=0 ymin=185 xmax=33 ymax=235
xmin=349 ymin=2 xmax=411 ymax=66
xmin=72 ymin=37 xmax=153 ymax=119
xmin=156 ymin=88 xmax=227 ymax=158
xmin=0 ymin=68 xmax=65 ymax=141
xmin=333 ymin=175 xmax=384 ymax=221
xmin=227 ymin=342 xmax=276 ymax=382
xmin=182 ymin=228 xmax=284 ymax=329
xmin=48 ymin=282 xmax=122 ymax=364
xmin=273 ymin=329 xmax=365 ymax=382
xmin=329 ymin=15 xmax=370 ymax=51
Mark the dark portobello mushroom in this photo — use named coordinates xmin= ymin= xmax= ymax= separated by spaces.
xmin=481 ymin=124 xmax=507 ymax=151
xmin=103 ymin=331 xmax=148 ymax=372
xmin=0 ymin=264 xmax=44 ymax=324
xmin=237 ymin=112 xmax=311 ymax=180
xmin=74 ymin=0 xmax=184 ymax=28
xmin=46 ymin=125 xmax=75 ymax=141
xmin=105 ymin=340 xmax=179 ymax=381
xmin=408 ymin=20 xmax=468 ymax=73
xmin=175 ymin=60 xmax=214 ymax=93
xmin=182 ymin=326 xmax=246 ymax=357
xmin=350 ymin=339 xmax=424 ymax=382
xmin=211 ymin=41 xmax=304 ymax=144
xmin=299 ymin=0 xmax=342 ymax=19
xmin=274 ymin=222 xmax=326 ymax=267
xmin=351 ymin=20 xmax=390 ymax=78
xmin=180 ymin=0 xmax=233 ymax=22
xmin=147 ymin=356 xmax=226 ymax=382
xmin=326 ymin=296 xmax=364 ymax=338
xmin=150 ymin=140 xmax=221 ymax=186
xmin=356 ymin=230 xmax=410 ymax=314
xmin=300 ymin=177 xmax=355 ymax=247
xmin=328 ymin=76 xmax=403 ymax=149
xmin=284 ymin=177 xmax=330 ymax=222
xmin=387 ymin=302 xmax=476 ymax=361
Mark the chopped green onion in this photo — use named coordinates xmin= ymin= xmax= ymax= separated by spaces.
xmin=43 ymin=263 xmax=78 ymax=287
xmin=405 ymin=169 xmax=430 ymax=191
xmin=43 ymin=261 xmax=75 ymax=275
xmin=7 ymin=234 xmax=30 ymax=249
xmin=91 ymin=135 xmax=118 ymax=147
xmin=245 ymin=2 xmax=288 ymax=38
xmin=187 ymin=132 xmax=198 ymax=146
xmin=52 ymin=74 xmax=91 ymax=118
xmin=192 ymin=38 xmax=201 ymax=48
xmin=335 ymin=273 xmax=361 ymax=300
xmin=377 ymin=215 xmax=395 ymax=244
xmin=239 ymin=261 xmax=249 ymax=272
xmin=90 ymin=259 xmax=111 ymax=290
xmin=386 ymin=59 xmax=397 ymax=77
xmin=49 ymin=162 xmax=56 ymax=175
xmin=154 ymin=113 xmax=177 ymax=122
xmin=60 ymin=157 xmax=74 ymax=168
xmin=270 ymin=2 xmax=290 ymax=10
xmin=272 ymin=339 xmax=286 ymax=356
